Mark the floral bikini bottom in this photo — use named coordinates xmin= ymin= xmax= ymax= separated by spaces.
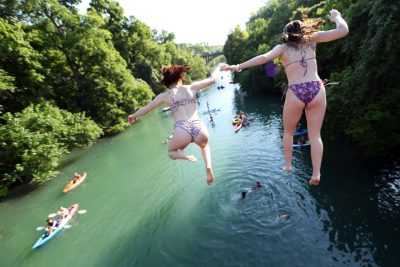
xmin=288 ymin=80 xmax=324 ymax=105
xmin=174 ymin=119 xmax=202 ymax=142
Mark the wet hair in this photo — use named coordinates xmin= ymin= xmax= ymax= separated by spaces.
xmin=160 ymin=64 xmax=191 ymax=88
xmin=282 ymin=19 xmax=324 ymax=49
xmin=241 ymin=191 xmax=247 ymax=199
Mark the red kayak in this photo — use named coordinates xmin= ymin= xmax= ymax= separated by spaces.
xmin=234 ymin=123 xmax=242 ymax=132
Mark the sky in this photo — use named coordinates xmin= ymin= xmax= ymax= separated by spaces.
xmin=77 ymin=0 xmax=267 ymax=45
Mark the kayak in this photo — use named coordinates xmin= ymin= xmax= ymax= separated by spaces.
xmin=63 ymin=172 xmax=87 ymax=193
xmin=234 ymin=123 xmax=242 ymax=132
xmin=32 ymin=203 xmax=79 ymax=249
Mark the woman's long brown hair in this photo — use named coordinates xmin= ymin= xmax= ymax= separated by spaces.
xmin=282 ymin=19 xmax=324 ymax=49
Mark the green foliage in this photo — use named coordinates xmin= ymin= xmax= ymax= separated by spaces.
xmin=0 ymin=102 xmax=102 ymax=196
xmin=0 ymin=0 xmax=219 ymax=196
xmin=0 ymin=18 xmax=46 ymax=112
xmin=0 ymin=68 xmax=16 ymax=93
xmin=323 ymin=0 xmax=400 ymax=156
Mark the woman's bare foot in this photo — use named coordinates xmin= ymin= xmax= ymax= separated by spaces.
xmin=206 ymin=167 xmax=214 ymax=185
xmin=283 ymin=165 xmax=292 ymax=172
xmin=186 ymin=155 xmax=197 ymax=162
xmin=309 ymin=176 xmax=320 ymax=186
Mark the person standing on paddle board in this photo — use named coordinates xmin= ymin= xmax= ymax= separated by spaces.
xmin=128 ymin=64 xmax=219 ymax=185
xmin=221 ymin=9 xmax=348 ymax=185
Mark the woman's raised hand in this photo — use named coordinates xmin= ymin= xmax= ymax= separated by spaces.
xmin=128 ymin=115 xmax=137 ymax=125
xmin=220 ymin=63 xmax=240 ymax=72
xmin=327 ymin=9 xmax=341 ymax=22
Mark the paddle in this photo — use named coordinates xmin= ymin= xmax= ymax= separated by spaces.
xmin=36 ymin=225 xmax=72 ymax=231
xmin=37 ymin=209 xmax=87 ymax=230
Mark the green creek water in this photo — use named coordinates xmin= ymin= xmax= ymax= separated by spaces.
xmin=0 ymin=73 xmax=399 ymax=266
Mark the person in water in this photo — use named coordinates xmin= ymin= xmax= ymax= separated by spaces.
xmin=44 ymin=219 xmax=57 ymax=238
xmin=221 ymin=9 xmax=348 ymax=185
xmin=209 ymin=114 xmax=215 ymax=123
xmin=242 ymin=182 xmax=263 ymax=199
xmin=297 ymin=134 xmax=306 ymax=145
xmin=252 ymin=181 xmax=263 ymax=190
xmin=128 ymin=64 xmax=218 ymax=185
xmin=57 ymin=206 xmax=69 ymax=219
xmin=44 ymin=226 xmax=53 ymax=238
xmin=238 ymin=111 xmax=250 ymax=126
xmin=46 ymin=219 xmax=57 ymax=228
xmin=71 ymin=172 xmax=82 ymax=184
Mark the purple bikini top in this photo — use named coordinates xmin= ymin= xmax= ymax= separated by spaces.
xmin=168 ymin=87 xmax=197 ymax=113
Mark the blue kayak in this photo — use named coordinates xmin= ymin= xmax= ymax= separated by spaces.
xmin=32 ymin=203 xmax=79 ymax=249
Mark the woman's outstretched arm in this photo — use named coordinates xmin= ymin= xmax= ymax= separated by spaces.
xmin=128 ymin=93 xmax=166 ymax=124
xmin=315 ymin=9 xmax=349 ymax=43
xmin=190 ymin=76 xmax=217 ymax=92
xmin=221 ymin=44 xmax=283 ymax=72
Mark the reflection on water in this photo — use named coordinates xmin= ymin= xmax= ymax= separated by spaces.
xmin=0 ymin=73 xmax=399 ymax=267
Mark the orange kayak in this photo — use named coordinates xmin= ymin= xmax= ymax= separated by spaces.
xmin=63 ymin=172 xmax=87 ymax=193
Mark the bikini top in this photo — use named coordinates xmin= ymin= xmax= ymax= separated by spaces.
xmin=168 ymin=87 xmax=197 ymax=113
xmin=284 ymin=50 xmax=316 ymax=76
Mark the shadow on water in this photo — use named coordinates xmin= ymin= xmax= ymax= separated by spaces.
xmin=309 ymin=149 xmax=400 ymax=266
xmin=0 ymin=182 xmax=41 ymax=202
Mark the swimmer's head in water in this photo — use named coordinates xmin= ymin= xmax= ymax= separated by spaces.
xmin=280 ymin=211 xmax=291 ymax=221
xmin=160 ymin=64 xmax=191 ymax=88
xmin=241 ymin=191 xmax=247 ymax=199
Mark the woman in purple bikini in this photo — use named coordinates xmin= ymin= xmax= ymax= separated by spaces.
xmin=221 ymin=9 xmax=348 ymax=185
xmin=128 ymin=64 xmax=218 ymax=185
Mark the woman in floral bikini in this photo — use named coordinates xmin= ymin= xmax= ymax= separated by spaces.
xmin=221 ymin=9 xmax=348 ymax=185
xmin=128 ymin=64 xmax=218 ymax=185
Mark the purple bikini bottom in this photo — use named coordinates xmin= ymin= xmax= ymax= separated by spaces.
xmin=288 ymin=80 xmax=323 ymax=105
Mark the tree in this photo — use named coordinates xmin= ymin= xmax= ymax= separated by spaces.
xmin=0 ymin=102 xmax=102 ymax=197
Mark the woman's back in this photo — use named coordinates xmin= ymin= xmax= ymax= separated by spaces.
xmin=166 ymin=86 xmax=199 ymax=121
xmin=281 ymin=42 xmax=320 ymax=84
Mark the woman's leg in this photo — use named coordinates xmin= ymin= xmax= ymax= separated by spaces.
xmin=168 ymin=127 xmax=196 ymax=161
xmin=283 ymin=90 xmax=305 ymax=171
xmin=194 ymin=127 xmax=215 ymax=185
xmin=305 ymin=87 xmax=326 ymax=185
